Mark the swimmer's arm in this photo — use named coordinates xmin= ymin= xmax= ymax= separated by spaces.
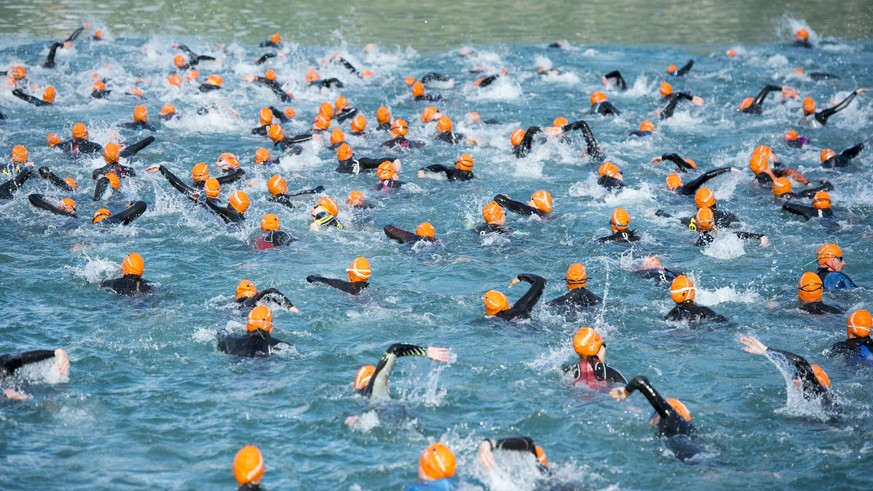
xmin=754 ymin=85 xmax=782 ymax=105
xmin=65 ymin=27 xmax=84 ymax=43
xmin=661 ymin=154 xmax=694 ymax=172
xmin=255 ymin=288 xmax=298 ymax=313
xmin=356 ymin=157 xmax=388 ymax=170
xmin=676 ymin=59 xmax=694 ymax=76
xmin=681 ymin=167 xmax=733 ymax=193
xmin=37 ymin=167 xmax=72 ymax=191
xmin=419 ymin=164 xmax=452 ymax=178
xmin=114 ymin=201 xmax=148 ymax=225
xmin=11 ymin=89 xmax=44 ymax=106
xmin=840 ymin=143 xmax=864 ymax=160
xmin=27 ymin=194 xmax=70 ymax=216
xmin=615 ymin=375 xmax=672 ymax=420
xmin=508 ymin=274 xmax=547 ymax=315
xmin=493 ymin=194 xmax=537 ymax=216
xmin=287 ymin=186 xmax=324 ymax=197
xmin=152 ymin=165 xmax=198 ymax=199
xmin=202 ymin=199 xmax=234 ymax=223
xmin=819 ymin=91 xmax=861 ymax=121
xmin=215 ymin=168 xmax=245 ymax=185
xmin=781 ymin=202 xmax=813 ymax=219
xmin=0 ymin=350 xmax=56 ymax=374
xmin=305 ymin=275 xmax=362 ymax=294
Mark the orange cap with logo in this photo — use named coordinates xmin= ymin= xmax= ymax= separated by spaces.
xmin=103 ymin=142 xmax=120 ymax=163
xmin=784 ymin=130 xmax=799 ymax=141
xmin=376 ymin=161 xmax=396 ymax=181
xmin=436 ymin=116 xmax=452 ymax=133
xmin=419 ymin=443 xmax=456 ymax=481
xmin=530 ymin=190 xmax=553 ymax=213
xmin=330 ymin=128 xmax=345 ymax=145
xmin=121 ymin=253 xmax=144 ymax=276
xmin=10 ymin=145 xmax=28 ymax=163
xmin=351 ymin=114 xmax=367 ymax=133
xmin=815 ymin=243 xmax=842 ymax=267
xmin=590 ymin=91 xmax=607 ymax=104
xmin=203 ymin=178 xmax=220 ymax=199
xmin=820 ymin=149 xmax=836 ymax=162
xmin=797 ymin=272 xmax=823 ymax=302
xmin=667 ymin=398 xmax=691 ymax=421
xmin=354 ymin=365 xmax=376 ymax=390
xmin=412 ymin=81 xmax=425 ymax=98
xmin=482 ymin=201 xmax=505 ymax=225
xmin=510 ymin=129 xmax=526 ymax=147
xmin=191 ymin=162 xmax=209 ymax=182
xmin=391 ymin=119 xmax=409 ymax=137
xmin=206 ymin=74 xmax=222 ymax=86
xmin=236 ymin=280 xmax=257 ymax=300
xmin=61 ymin=197 xmax=76 ymax=214
xmin=267 ymin=175 xmax=288 ymax=196
xmin=422 ymin=106 xmax=439 ymax=123
xmin=268 ymin=124 xmax=285 ymax=143
xmin=255 ymin=147 xmax=271 ymax=165
xmin=47 ymin=133 xmax=61 ymax=147
xmin=639 ymin=120 xmax=655 ymax=132
xmin=573 ymin=327 xmax=602 ymax=356
xmin=167 ymin=74 xmax=182 ymax=87
xmin=264 ymin=69 xmax=277 ymax=81
xmin=802 ymin=97 xmax=816 ymax=115
xmin=610 ymin=208 xmax=630 ymax=233
xmin=376 ymin=106 xmax=391 ymax=124
xmin=133 ymin=105 xmax=147 ymax=122
xmin=316 ymin=196 xmax=339 ymax=217
xmin=347 ymin=257 xmax=371 ymax=283
xmin=670 ymin=275 xmax=695 ymax=303
xmin=552 ymin=116 xmax=568 ymax=127
xmin=772 ymin=177 xmax=792 ymax=196
xmin=695 ymin=207 xmax=714 ymax=231
xmin=565 ymin=263 xmax=587 ymax=290
xmin=337 ymin=143 xmax=353 ymax=161
xmin=455 ymin=154 xmax=473 ymax=171
xmin=246 ymin=305 xmax=273 ymax=333
xmin=812 ymin=191 xmax=831 ymax=210
xmin=104 ymin=173 xmax=120 ymax=190
xmin=598 ymin=162 xmax=621 ymax=178
xmin=259 ymin=107 xmax=273 ymax=126
xmin=160 ymin=104 xmax=176 ymax=116
xmin=261 ymin=213 xmax=280 ymax=232
xmin=847 ymin=309 xmax=872 ymax=338
xmin=42 ymin=86 xmax=56 ymax=103
xmin=72 ymin=122 xmax=88 ymax=139
xmin=484 ymin=290 xmax=509 ymax=316
xmin=92 ymin=208 xmax=111 ymax=224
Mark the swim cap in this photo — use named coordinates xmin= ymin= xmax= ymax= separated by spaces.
xmin=694 ymin=187 xmax=716 ymax=209
xmin=206 ymin=74 xmax=222 ymax=86
xmin=695 ymin=207 xmax=714 ymax=231
xmin=261 ymin=213 xmax=279 ymax=232
xmin=659 ymin=82 xmax=673 ymax=97
xmin=72 ymin=122 xmax=88 ymax=140
xmin=573 ymin=327 xmax=602 ymax=357
xmin=419 ymin=443 xmax=456 ymax=481
xmin=820 ymin=149 xmax=836 ymax=162
xmin=316 ymin=196 xmax=339 ymax=217
xmin=590 ymin=91 xmax=607 ymax=104
xmin=246 ymin=305 xmax=273 ymax=333
xmin=422 ymin=106 xmax=439 ymax=123
xmin=405 ymin=76 xmax=416 ymax=86
xmin=565 ymin=263 xmax=588 ymax=290
xmin=666 ymin=398 xmax=691 ymax=421
xmin=361 ymin=69 xmax=372 ymax=78
xmin=510 ymin=129 xmax=526 ymax=147
xmin=847 ymin=309 xmax=872 ymax=338
xmin=816 ymin=243 xmax=843 ymax=267
xmin=61 ymin=198 xmax=76 ymax=214
xmin=354 ymin=365 xmax=376 ymax=390
xmin=530 ymin=190 xmax=553 ymax=213
xmin=642 ymin=257 xmax=663 ymax=269
xmin=121 ymin=253 xmax=144 ymax=276
xmin=203 ymin=178 xmax=220 ymax=199
xmin=346 ymin=190 xmax=364 ymax=206
xmin=236 ymin=280 xmax=257 ymax=300
xmin=739 ymin=97 xmax=754 ymax=111
xmin=390 ymin=119 xmax=409 ymax=137
xmin=335 ymin=95 xmax=348 ymax=111
xmin=330 ymin=128 xmax=345 ymax=145
xmin=167 ymin=74 xmax=182 ymax=87
xmin=270 ymin=32 xmax=281 ymax=44
xmin=812 ymin=191 xmax=831 ymax=210
xmin=683 ymin=158 xmax=697 ymax=169
xmin=103 ymin=142 xmax=120 ymax=163
xmin=412 ymin=81 xmax=425 ymax=98
xmin=436 ymin=116 xmax=452 ymax=133
xmin=666 ymin=173 xmax=683 ymax=191
xmin=351 ymin=114 xmax=367 ymax=133
xmin=305 ymin=68 xmax=320 ymax=83
xmin=810 ymin=364 xmax=830 ymax=388
xmin=455 ymin=154 xmax=474 ymax=171
xmin=639 ymin=120 xmax=655 ymax=133
xmin=133 ymin=105 xmax=147 ymax=122
xmin=10 ymin=145 xmax=28 ymax=163
xmin=218 ymin=154 xmax=239 ymax=170
xmin=312 ymin=115 xmax=331 ymax=131
xmin=255 ymin=148 xmax=271 ymax=165
xmin=192 ymin=162 xmax=209 ymax=182
xmin=749 ymin=152 xmax=769 ymax=175
xmin=93 ymin=80 xmax=106 ymax=92
xmin=42 ymin=86 xmax=56 ymax=103
xmin=670 ymin=275 xmax=695 ymax=303
xmin=772 ymin=177 xmax=792 ymax=196
xmin=268 ymin=124 xmax=285 ymax=143
xmin=47 ymin=133 xmax=61 ymax=147
xmin=266 ymin=175 xmax=287 ymax=196
xmin=259 ymin=107 xmax=273 ymax=126
xmin=283 ymin=107 xmax=296 ymax=119
xmin=160 ymin=104 xmax=176 ymax=116
xmin=376 ymin=161 xmax=396 ymax=181
xmin=92 ymin=208 xmax=111 ymax=224
xmin=336 ymin=143 xmax=353 ymax=161
xmin=784 ymin=130 xmax=799 ymax=141
xmin=347 ymin=257 xmax=371 ymax=283
xmin=319 ymin=101 xmax=334 ymax=119
xmin=11 ymin=65 xmax=26 ymax=80
xmin=105 ymin=173 xmax=120 ymax=190
xmin=233 ymin=445 xmax=265 ymax=486
xmin=802 ymin=97 xmax=816 ymax=115
xmin=666 ymin=64 xmax=677 ymax=75
xmin=797 ymin=272 xmax=823 ymax=303
xmin=416 ymin=222 xmax=435 ymax=238
xmin=187 ymin=69 xmax=199 ymax=82
xmin=263 ymin=69 xmax=276 ymax=81
xmin=173 ymin=54 xmax=186 ymax=68
xmin=726 ymin=49 xmax=737 ymax=57
xmin=535 ymin=446 xmax=547 ymax=467
xmin=466 ymin=112 xmax=481 ymax=123
xmin=376 ymin=106 xmax=391 ymax=125
xmin=796 ymin=28 xmax=809 ymax=41
xmin=482 ymin=201 xmax=505 ymax=225
xmin=598 ymin=162 xmax=621 ymax=178
xmin=552 ymin=116 xmax=568 ymax=127
xmin=229 ymin=191 xmax=250 ymax=214
xmin=63 ymin=177 xmax=78 ymax=190
xmin=610 ymin=208 xmax=629 ymax=233
xmin=484 ymin=290 xmax=509 ymax=316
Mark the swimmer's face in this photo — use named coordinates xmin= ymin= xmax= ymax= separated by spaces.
xmin=310 ymin=205 xmax=321 ymax=218
xmin=830 ymin=256 xmax=845 ymax=272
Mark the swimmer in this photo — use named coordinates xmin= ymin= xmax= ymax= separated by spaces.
xmin=307 ymin=68 xmax=343 ymax=88
xmin=475 ymin=201 xmax=511 ymax=235
xmin=28 ymin=194 xmax=76 ymax=218
xmin=686 ymin=187 xmax=739 ymax=228
xmin=793 ymin=28 xmax=812 ymax=49
xmin=589 ymin=91 xmax=621 ymax=116
xmin=770 ymin=177 xmax=832 ymax=202
xmin=667 ymin=59 xmax=694 ymax=77
xmin=791 ymin=67 xmax=839 ymax=81
xmin=477 ymin=436 xmax=549 ymax=476
xmin=434 ymin=116 xmax=482 ymax=146
xmin=797 ymin=272 xmax=844 ymax=315
xmin=259 ymin=32 xmax=282 ymax=48
xmin=484 ymin=273 xmax=547 ymax=321
xmin=198 ymin=74 xmax=223 ymax=93
xmin=473 ymin=67 xmax=508 ymax=89
xmin=12 ymin=85 xmax=55 ymax=106
xmin=629 ymin=119 xmax=655 ymax=137
xmin=101 ymin=253 xmax=154 ymax=296
xmin=0 ymin=145 xmax=34 ymax=193
xmin=374 ymin=161 xmax=404 ymax=191
xmin=749 ymin=145 xmax=808 ymax=187
xmin=255 ymin=214 xmax=296 ymax=250
xmin=174 ymin=44 xmax=216 ymax=68
xmin=91 ymin=201 xmax=147 ymax=226
xmin=783 ymin=130 xmax=809 ymax=149
xmin=204 ymin=190 xmax=249 ymax=224
xmin=820 ymin=144 xmax=863 ymax=169
xmin=739 ymin=336 xmax=836 ymax=407
xmin=650 ymin=153 xmax=698 ymax=173
xmin=1 ymin=348 xmax=70 ymax=400
xmin=631 ymin=257 xmax=680 ymax=284
xmin=306 ymin=256 xmax=369 ymax=295
xmin=510 ymin=127 xmax=543 ymax=158
xmin=404 ymin=443 xmax=457 ymax=491
xmin=664 ymin=167 xmax=734 ymax=195
xmin=562 ymin=327 xmax=626 ymax=387
xmin=119 ymin=105 xmax=156 ymax=131
xmin=597 ymin=162 xmax=624 ymax=191
xmin=799 ymin=89 xmax=867 ymax=128
xmin=691 ymin=207 xmax=769 ymax=247
xmin=234 ymin=280 xmax=298 ymax=313
xmin=554 ymin=118 xmax=604 ymax=162
xmin=346 ymin=190 xmax=369 ymax=210
xmin=54 ymin=123 xmax=103 ymax=156
xmin=828 ymin=309 xmax=873 ymax=366
xmin=266 ymin=174 xmax=324 ymax=209
xmin=494 ymin=190 xmax=553 ymax=217
xmin=0 ymin=165 xmax=34 ymax=199
xmin=375 ymin=106 xmax=392 ymax=131
xmin=664 ymin=275 xmax=726 ymax=322
xmin=233 ymin=445 xmax=266 ymax=491
xmin=40 ymin=42 xmax=64 ymax=68
xmin=610 ymin=376 xmax=703 ymax=461
xmin=814 ymin=243 xmax=857 ymax=290
xmin=602 ymin=70 xmax=627 ymax=91
xmin=418 ymin=154 xmax=475 ymax=181
xmin=217 ymin=305 xmax=290 ymax=357
xmin=3 ymin=65 xmax=28 ymax=88
xmin=309 ymin=195 xmax=344 ymax=230
xmin=92 ymin=143 xmax=135 ymax=200
xmin=159 ymin=104 xmax=177 ymax=121
xmin=327 ymin=128 xmax=347 ymax=150
xmin=349 ymin=114 xmax=367 ymax=136
xmin=335 ymin=143 xmax=395 ymax=175
xmin=333 ymin=94 xmax=358 ymax=123
xmin=546 ymin=264 xmax=602 ymax=318
xmin=738 ymin=85 xmax=789 ymax=114
xmin=382 ymin=119 xmax=424 ymax=149
xmin=782 ymin=191 xmax=833 ymax=221
xmin=353 ymin=343 xmax=451 ymax=400
xmin=145 ymin=160 xmax=242 ymax=193
xmin=411 ymin=81 xmax=442 ymax=102
xmin=657 ymin=84 xmax=704 ymax=119
xmin=266 ymin=124 xmax=308 ymax=155
xmin=597 ymin=208 xmax=639 ymax=243
xmin=384 ymin=222 xmax=437 ymax=245
xmin=251 ymin=107 xmax=288 ymax=136
xmin=246 ymin=69 xmax=293 ymax=102
xmin=91 ymin=80 xmax=110 ymax=99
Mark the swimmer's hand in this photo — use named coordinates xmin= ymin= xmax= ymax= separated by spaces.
xmin=650 ymin=156 xmax=664 ymax=165
xmin=426 ymin=347 xmax=451 ymax=363
xmin=242 ymin=75 xmax=255 ymax=83
xmin=38 ymin=167 xmax=50 ymax=178
xmin=288 ymin=306 xmax=300 ymax=314
xmin=3 ymin=388 xmax=30 ymax=401
xmin=740 ymin=336 xmax=768 ymax=355
xmin=55 ymin=348 xmax=70 ymax=377
xmin=691 ymin=96 xmax=705 ymax=106
xmin=609 ymin=387 xmax=630 ymax=402
xmin=508 ymin=276 xmax=521 ymax=288
xmin=759 ymin=236 xmax=771 ymax=247
xmin=143 ymin=164 xmax=160 ymax=173
xmin=305 ymin=275 xmax=317 ymax=283
xmin=477 ymin=440 xmax=495 ymax=470
xmin=344 ymin=416 xmax=358 ymax=428
xmin=855 ymin=88 xmax=868 ymax=95
xmin=417 ymin=170 xmax=426 ymax=179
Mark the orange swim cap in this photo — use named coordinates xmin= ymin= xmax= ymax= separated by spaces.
xmin=133 ymin=105 xmax=147 ymax=122
xmin=93 ymin=80 xmax=106 ymax=92
xmin=411 ymin=81 xmax=425 ymax=98
xmin=92 ymin=208 xmax=111 ymax=224
xmin=61 ymin=197 xmax=76 ymax=214
xmin=246 ymin=305 xmax=273 ymax=333
xmin=283 ymin=107 xmax=296 ymax=119
xmin=354 ymin=365 xmax=376 ymax=390
xmin=10 ymin=145 xmax=28 ymax=163
xmin=103 ymin=142 xmax=120 ymax=163
xmin=810 ymin=364 xmax=830 ymax=388
xmin=694 ymin=187 xmax=716 ymax=209
xmin=390 ymin=119 xmax=409 ymax=137
xmin=187 ymin=69 xmax=199 ymax=82
xmin=305 ymin=68 xmax=320 ymax=83
xmin=173 ymin=54 xmax=186 ymax=68
xmin=422 ymin=106 xmax=439 ymax=123
xmin=482 ymin=201 xmax=505 ymax=225
xmin=772 ymin=177 xmax=792 ymax=196
xmin=376 ymin=106 xmax=391 ymax=125
xmin=11 ymin=65 xmax=26 ymax=80
xmin=335 ymin=95 xmax=349 ymax=111
xmin=268 ymin=124 xmax=285 ymax=143
xmin=121 ymin=253 xmax=144 ymax=276
xmin=695 ymin=207 xmax=714 ymax=231
xmin=510 ymin=129 xmax=526 ymax=147
xmin=659 ymin=82 xmax=673 ymax=97
xmin=228 ymin=191 xmax=250 ymax=214
xmin=820 ymin=149 xmax=836 ymax=162
xmin=812 ymin=191 xmax=831 ymax=210
xmin=47 ymin=133 xmax=61 ymax=147
xmin=530 ymin=190 xmax=553 ymax=213
xmin=189 ymin=162 xmax=209 ymax=182
xmin=573 ymin=327 xmax=602 ymax=357
xmin=797 ymin=272 xmax=823 ymax=303
xmin=484 ymin=290 xmax=509 ymax=316
xmin=416 ymin=222 xmax=435 ymax=238
xmin=455 ymin=154 xmax=473 ymax=171
xmin=347 ymin=257 xmax=371 ymax=283
xmin=639 ymin=120 xmax=654 ymax=132
xmin=670 ymin=275 xmax=695 ymax=303
xmin=598 ymin=162 xmax=621 ymax=178
xmin=319 ymin=101 xmax=334 ymax=119
xmin=312 ymin=115 xmax=331 ymax=131
xmin=376 ymin=161 xmax=396 ymax=181
xmin=666 ymin=64 xmax=677 ymax=75
xmin=42 ymin=86 xmax=56 ymax=103
xmin=816 ymin=243 xmax=842 ymax=267
xmin=203 ymin=178 xmax=220 ymax=199
xmin=666 ymin=173 xmax=683 ymax=191
xmin=667 ymin=398 xmax=691 ymax=421
xmin=847 ymin=309 xmax=872 ymax=338
xmin=802 ymin=97 xmax=816 ymax=115
xmin=405 ymin=76 xmax=416 ymax=86
xmin=739 ymin=97 xmax=754 ymax=111
xmin=590 ymin=91 xmax=607 ymax=104
xmin=336 ymin=143 xmax=353 ymax=161
xmin=436 ymin=116 xmax=452 ymax=133
xmin=261 ymin=213 xmax=280 ymax=232
xmin=63 ymin=177 xmax=77 ymax=190
xmin=160 ymin=104 xmax=176 ymax=116
xmin=535 ymin=446 xmax=547 ymax=467
xmin=236 ymin=280 xmax=257 ymax=300
xmin=206 ymin=74 xmax=222 ymax=86
xmin=101 ymin=172 xmax=120 ymax=191
xmin=565 ymin=263 xmax=587 ymax=290
xmin=259 ymin=107 xmax=273 ymax=126
xmin=784 ymin=130 xmax=799 ymax=141
xmin=726 ymin=49 xmax=737 ymax=57
xmin=255 ymin=147 xmax=271 ymax=165
xmin=264 ymin=69 xmax=277 ymax=81
xmin=218 ymin=153 xmax=239 ymax=168
xmin=167 ymin=74 xmax=182 ymax=87
xmin=351 ymin=114 xmax=367 ymax=133
xmin=796 ymin=28 xmax=809 ymax=41
xmin=316 ymin=195 xmax=339 ymax=217
xmin=271 ymin=32 xmax=281 ymax=44
xmin=330 ymin=128 xmax=345 ymax=145
xmin=552 ymin=116 xmax=568 ymax=127
xmin=267 ymin=175 xmax=287 ymax=196
xmin=72 ymin=122 xmax=88 ymax=139
xmin=419 ymin=443 xmax=456 ymax=481
xmin=346 ymin=190 xmax=364 ymax=206
xmin=610 ymin=208 xmax=629 ymax=233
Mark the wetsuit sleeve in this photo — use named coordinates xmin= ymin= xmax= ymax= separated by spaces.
xmin=254 ymin=53 xmax=276 ymax=65
xmin=362 ymin=343 xmax=428 ymax=398
xmin=735 ymin=231 xmax=764 ymax=241
xmin=12 ymin=89 xmax=48 ymax=106
xmin=28 ymin=194 xmax=75 ymax=217
xmin=594 ymin=361 xmax=628 ymax=384
xmin=681 ymin=167 xmax=732 ymax=194
xmin=0 ymin=168 xmax=34 ymax=199
xmin=796 ymin=182 xmax=833 ymax=199
xmin=37 ymin=167 xmax=74 ymax=191
xmin=0 ymin=350 xmax=56 ymax=375
xmin=120 ymin=136 xmax=155 ymax=158
xmin=502 ymin=274 xmax=546 ymax=319
xmin=840 ymin=143 xmax=864 ymax=160
xmin=42 ymin=42 xmax=62 ymax=67
xmin=422 ymin=164 xmax=453 ymax=178
xmin=336 ymin=108 xmax=358 ymax=123
xmin=599 ymin=101 xmax=621 ymax=116
xmin=215 ymin=168 xmax=245 ymax=185
xmin=494 ymin=194 xmax=539 ymax=216
xmin=203 ymin=199 xmax=239 ymax=223
xmin=515 ymin=126 xmax=542 ymax=158
xmin=766 ymin=348 xmax=827 ymax=396
xmin=661 ymin=154 xmax=695 ymax=172
xmin=306 ymin=276 xmax=365 ymax=295
xmin=754 ymin=85 xmax=783 ymax=105
xmin=356 ymin=158 xmax=387 ymax=170
xmin=603 ymin=71 xmax=627 ymax=91
xmin=491 ymin=437 xmax=537 ymax=455
xmin=624 ymin=375 xmax=673 ymax=420
xmin=660 ymin=94 xmax=692 ymax=119
xmin=676 ymin=59 xmax=694 ymax=76
xmin=562 ymin=120 xmax=600 ymax=157
xmin=384 ymin=225 xmax=420 ymax=244
xmin=290 ymin=186 xmax=324 ymax=196
xmin=65 ymin=27 xmax=83 ymax=43
xmin=109 ymin=201 xmax=147 ymax=225
xmin=817 ymin=92 xmax=858 ymax=124
xmin=781 ymin=202 xmax=815 ymax=219
xmin=157 ymin=165 xmax=198 ymax=199
xmin=254 ymin=288 xmax=295 ymax=310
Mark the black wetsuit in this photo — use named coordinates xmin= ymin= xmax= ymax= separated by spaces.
xmin=494 ymin=194 xmax=547 ymax=217
xmin=821 ymin=144 xmax=863 ymax=169
xmin=435 ymin=131 xmax=464 ymax=144
xmin=28 ymin=194 xmax=76 ymax=217
xmin=672 ymin=168 xmax=732 ymax=195
xmin=254 ymin=53 xmax=276 ymax=65
xmin=332 ymin=57 xmax=361 ymax=77
xmin=664 ymin=301 xmax=726 ymax=323
xmin=775 ymin=181 xmax=832 ymax=202
xmin=563 ymin=120 xmax=605 ymax=162
xmin=101 ymin=274 xmax=154 ymax=295
xmin=782 ymin=203 xmax=832 ymax=220
xmin=591 ymin=101 xmax=621 ymax=117
xmin=269 ymin=186 xmax=324 ymax=209
xmin=253 ymin=77 xmax=293 ymax=102
xmin=273 ymin=134 xmax=309 ymax=155
xmin=829 ymin=337 xmax=873 ymax=366
xmin=306 ymin=275 xmax=367 ymax=295
xmin=336 ymin=107 xmax=358 ymax=123
xmin=91 ymin=87 xmax=111 ymax=99
xmin=382 ymin=136 xmax=424 ymax=149
xmin=546 ymin=288 xmax=602 ymax=318
xmin=421 ymin=72 xmax=451 ymax=85
xmin=359 ymin=344 xmax=428 ymax=399
xmin=12 ymin=89 xmax=51 ymax=107
xmin=0 ymin=168 xmax=34 ymax=199
xmin=803 ymin=92 xmax=860 ymax=127
xmin=119 ymin=120 xmax=156 ymax=132
xmin=598 ymin=175 xmax=624 ymax=190
xmin=684 ymin=207 xmax=740 ymax=229
xmin=199 ymin=83 xmax=221 ymax=93
xmin=41 ymin=42 xmax=63 ymax=68
xmin=310 ymin=78 xmax=344 ymax=89
xmin=217 ymin=329 xmax=289 ymax=357
xmin=741 ymin=85 xmax=782 ymax=115
xmin=336 ymin=157 xmax=390 ymax=175
xmin=623 ymin=376 xmax=702 ymax=461
xmin=119 ymin=136 xmax=155 ymax=159
xmin=603 ymin=70 xmax=627 ymax=91
xmin=251 ymin=124 xmax=271 ymax=136
xmin=312 ymin=212 xmax=344 ymax=230
xmin=669 ymin=59 xmax=694 ymax=77
xmin=495 ymin=274 xmax=546 ymax=321
xmin=1 ymin=350 xmax=58 ymax=394
xmin=384 ymin=225 xmax=436 ymax=245
xmin=237 ymin=484 xmax=264 ymax=491
xmin=695 ymin=230 xmax=764 ymax=247
xmin=237 ymin=289 xmax=296 ymax=312
xmin=765 ymin=348 xmax=834 ymax=405
xmin=562 ymin=356 xmax=627 ymax=386
xmin=597 ymin=230 xmax=639 ymax=243
xmin=660 ymin=93 xmax=695 ymax=119
xmin=513 ymin=126 xmax=543 ymax=158
xmin=800 ymin=301 xmax=844 ymax=315
xmin=204 ymin=198 xmax=245 ymax=224
xmin=632 ymin=268 xmax=679 ymax=284
xmin=420 ymin=165 xmax=474 ymax=181
xmin=476 ymin=73 xmax=501 ymax=88
xmin=660 ymin=153 xmax=697 ymax=173
xmin=177 ymin=45 xmax=216 ymax=67
xmin=95 ymin=202 xmax=147 ymax=226
xmin=56 ymin=138 xmax=102 ymax=156
xmin=474 ymin=223 xmax=511 ymax=235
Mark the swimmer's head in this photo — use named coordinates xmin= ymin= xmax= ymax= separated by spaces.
xmin=319 ymin=101 xmax=334 ymax=119
xmin=72 ymin=122 xmax=88 ymax=140
xmin=529 ymin=190 xmax=553 ymax=213
xmin=228 ymin=191 xmax=250 ymax=214
xmin=255 ymin=147 xmax=271 ymax=165
xmin=283 ymin=107 xmax=295 ymax=119
xmin=419 ymin=443 xmax=456 ymax=481
xmin=411 ymin=81 xmax=425 ymax=98
xmin=639 ymin=120 xmax=654 ymax=133
xmin=670 ymin=275 xmax=695 ymax=303
xmin=565 ymin=263 xmax=588 ymax=290
xmin=797 ymin=272 xmax=823 ymax=303
xmin=726 ymin=49 xmax=737 ymax=57
xmin=354 ymin=365 xmax=376 ymax=391
xmin=104 ymin=173 xmax=120 ymax=190
xmin=535 ymin=446 xmax=547 ymax=467
xmin=694 ymin=187 xmax=716 ymax=209
xmin=598 ymin=162 xmax=621 ymax=179
xmin=173 ymin=54 xmax=186 ymax=68
xmin=810 ymin=364 xmax=830 ymax=389
xmin=590 ymin=91 xmax=607 ymax=105
xmin=313 ymin=114 xmax=331 ymax=131
xmin=192 ymin=162 xmax=209 ymax=182
xmin=246 ymin=305 xmax=273 ymax=333
xmin=264 ymin=69 xmax=276 ymax=81
xmin=203 ymin=178 xmax=220 ymax=199
xmin=795 ymin=28 xmax=809 ymax=42
xmin=642 ymin=257 xmax=663 ymax=270
xmin=347 ymin=257 xmax=371 ymax=283
xmin=261 ymin=213 xmax=280 ymax=232
xmin=484 ymin=290 xmax=509 ymax=316
xmin=666 ymin=64 xmax=677 ymax=75
xmin=11 ymin=65 xmax=26 ymax=80
xmin=847 ymin=309 xmax=872 ymax=338
xmin=784 ymin=130 xmax=799 ymax=141
xmin=510 ymin=129 xmax=526 ymax=147
xmin=61 ymin=197 xmax=76 ymax=214
xmin=772 ymin=177 xmax=792 ymax=196
xmin=63 ymin=177 xmax=77 ymax=190
xmin=121 ymin=252 xmax=144 ymax=277
xmin=346 ymin=190 xmax=365 ymax=207
xmin=10 ymin=145 xmax=27 ymax=163
xmin=802 ymin=96 xmax=816 ymax=115
xmin=329 ymin=128 xmax=345 ymax=146
xmin=92 ymin=208 xmax=111 ymax=224
xmin=390 ymin=119 xmax=409 ymax=137
xmin=667 ymin=398 xmax=691 ymax=421
xmin=93 ymin=80 xmax=106 ymax=92
xmin=482 ymin=201 xmax=505 ymax=226
xmin=695 ymin=207 xmax=714 ymax=231
xmin=376 ymin=106 xmax=391 ymax=125
xmin=270 ymin=32 xmax=281 ymax=44
xmin=236 ymin=280 xmax=257 ymax=300
xmin=167 ymin=74 xmax=182 ymax=87
xmin=812 ymin=191 xmax=831 ymax=210
xmin=351 ymin=114 xmax=367 ymax=133
xmin=416 ymin=222 xmax=435 ymax=238
xmin=205 ymin=74 xmax=222 ymax=87
xmin=315 ymin=195 xmax=339 ymax=217
xmin=422 ymin=106 xmax=439 ymax=123
xmin=552 ymin=116 xmax=568 ymax=127
xmin=305 ymin=68 xmax=320 ymax=83
xmin=259 ymin=107 xmax=273 ymax=126
xmin=659 ymin=82 xmax=673 ymax=97
xmin=187 ymin=69 xmax=199 ymax=82
xmin=820 ymin=149 xmax=836 ymax=162
xmin=47 ymin=133 xmax=61 ymax=147
xmin=376 ymin=161 xmax=396 ymax=181
xmin=573 ymin=327 xmax=603 ymax=357
xmin=268 ymin=124 xmax=285 ymax=143
xmin=42 ymin=86 xmax=56 ymax=104
xmin=217 ymin=152 xmax=239 ymax=168
xmin=610 ymin=208 xmax=630 ymax=233
xmin=816 ymin=243 xmax=843 ymax=269
xmin=336 ymin=143 xmax=353 ymax=161
xmin=436 ymin=116 xmax=453 ymax=133
xmin=267 ymin=175 xmax=287 ymax=196
xmin=455 ymin=154 xmax=474 ymax=171
xmin=666 ymin=173 xmax=682 ymax=191
xmin=233 ymin=445 xmax=265 ymax=486
xmin=103 ymin=142 xmax=120 ymax=163
xmin=405 ymin=76 xmax=416 ymax=86
xmin=335 ymin=95 xmax=348 ymax=111
xmin=133 ymin=105 xmax=147 ymax=122
xmin=160 ymin=104 xmax=176 ymax=117
xmin=739 ymin=97 xmax=754 ymax=111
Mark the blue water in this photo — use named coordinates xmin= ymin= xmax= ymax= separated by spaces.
xmin=1 ymin=27 xmax=872 ymax=491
